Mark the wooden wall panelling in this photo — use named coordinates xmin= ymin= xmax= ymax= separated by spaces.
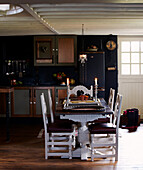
xmin=58 ymin=38 xmax=74 ymax=63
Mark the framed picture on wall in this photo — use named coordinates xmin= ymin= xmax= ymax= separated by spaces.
xmin=36 ymin=39 xmax=53 ymax=63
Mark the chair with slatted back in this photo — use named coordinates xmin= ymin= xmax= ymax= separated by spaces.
xmin=47 ymin=89 xmax=75 ymax=124
xmin=41 ymin=92 xmax=75 ymax=159
xmin=88 ymin=88 xmax=115 ymax=124
xmin=66 ymin=85 xmax=93 ymax=105
xmin=88 ymin=93 xmax=122 ymax=161
xmin=108 ymin=88 xmax=115 ymax=123
xmin=47 ymin=89 xmax=76 ymax=148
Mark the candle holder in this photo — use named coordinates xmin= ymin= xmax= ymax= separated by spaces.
xmin=66 ymin=85 xmax=70 ymax=106
xmin=94 ymin=84 xmax=98 ymax=103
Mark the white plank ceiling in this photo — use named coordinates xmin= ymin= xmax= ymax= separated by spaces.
xmin=1 ymin=0 xmax=143 ymax=35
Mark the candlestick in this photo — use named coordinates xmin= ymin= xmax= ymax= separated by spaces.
xmin=94 ymin=84 xmax=98 ymax=103
xmin=67 ymin=78 xmax=69 ymax=86
xmin=66 ymin=83 xmax=70 ymax=106
xmin=94 ymin=77 xmax=98 ymax=102
xmin=95 ymin=77 xmax=97 ymax=86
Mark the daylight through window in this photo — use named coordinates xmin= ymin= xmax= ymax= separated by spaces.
xmin=121 ymin=40 xmax=143 ymax=75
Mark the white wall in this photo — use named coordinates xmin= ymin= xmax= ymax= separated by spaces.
xmin=118 ymin=36 xmax=143 ymax=119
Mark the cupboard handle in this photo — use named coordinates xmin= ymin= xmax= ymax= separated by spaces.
xmin=30 ymin=102 xmax=32 ymax=104
xmin=52 ymin=49 xmax=55 ymax=51
xmin=33 ymin=102 xmax=36 ymax=104
xmin=56 ymin=48 xmax=58 ymax=51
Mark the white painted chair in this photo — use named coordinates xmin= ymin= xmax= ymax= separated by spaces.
xmin=47 ymin=89 xmax=76 ymax=147
xmin=108 ymin=88 xmax=115 ymax=123
xmin=89 ymin=93 xmax=122 ymax=161
xmin=108 ymin=88 xmax=115 ymax=111
xmin=40 ymin=92 xmax=75 ymax=159
xmin=67 ymin=85 xmax=93 ymax=103
xmin=88 ymin=88 xmax=115 ymax=124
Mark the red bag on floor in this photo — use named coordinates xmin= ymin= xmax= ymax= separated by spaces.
xmin=126 ymin=108 xmax=139 ymax=132
xmin=121 ymin=108 xmax=139 ymax=132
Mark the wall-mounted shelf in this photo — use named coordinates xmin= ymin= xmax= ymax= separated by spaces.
xmin=80 ymin=51 xmax=105 ymax=54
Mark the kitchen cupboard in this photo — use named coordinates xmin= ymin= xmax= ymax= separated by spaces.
xmin=79 ymin=52 xmax=105 ymax=98
xmin=34 ymin=35 xmax=77 ymax=66
xmin=12 ymin=87 xmax=55 ymax=117
xmin=55 ymin=86 xmax=67 ymax=111
xmin=12 ymin=87 xmax=31 ymax=117
xmin=33 ymin=87 xmax=55 ymax=117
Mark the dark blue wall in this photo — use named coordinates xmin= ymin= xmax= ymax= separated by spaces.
xmin=0 ymin=35 xmax=117 ymax=101
xmin=77 ymin=35 xmax=117 ymax=101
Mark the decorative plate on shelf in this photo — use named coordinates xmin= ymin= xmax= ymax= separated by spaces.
xmin=106 ymin=40 xmax=116 ymax=50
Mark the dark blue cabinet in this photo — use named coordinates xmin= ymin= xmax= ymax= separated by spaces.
xmin=80 ymin=52 xmax=105 ymax=98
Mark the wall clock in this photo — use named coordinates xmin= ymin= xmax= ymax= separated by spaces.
xmin=106 ymin=40 xmax=116 ymax=50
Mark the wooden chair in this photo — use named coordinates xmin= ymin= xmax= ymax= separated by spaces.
xmin=47 ymin=89 xmax=76 ymax=147
xmin=108 ymin=88 xmax=115 ymax=111
xmin=89 ymin=93 xmax=122 ymax=161
xmin=40 ymin=92 xmax=75 ymax=159
xmin=66 ymin=85 xmax=93 ymax=105
xmin=67 ymin=85 xmax=93 ymax=98
xmin=88 ymin=88 xmax=115 ymax=124
xmin=47 ymin=89 xmax=76 ymax=129
xmin=108 ymin=88 xmax=115 ymax=123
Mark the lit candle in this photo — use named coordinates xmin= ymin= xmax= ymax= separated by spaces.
xmin=95 ymin=78 xmax=97 ymax=86
xmin=67 ymin=78 xmax=69 ymax=86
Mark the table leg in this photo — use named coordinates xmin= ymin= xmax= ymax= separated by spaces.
xmin=78 ymin=122 xmax=91 ymax=160
xmin=6 ymin=93 xmax=10 ymax=142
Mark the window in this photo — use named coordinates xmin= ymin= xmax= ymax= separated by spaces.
xmin=120 ymin=40 xmax=143 ymax=75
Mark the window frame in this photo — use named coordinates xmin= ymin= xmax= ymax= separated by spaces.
xmin=118 ymin=36 xmax=143 ymax=79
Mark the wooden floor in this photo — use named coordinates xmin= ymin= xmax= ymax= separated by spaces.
xmin=0 ymin=118 xmax=143 ymax=170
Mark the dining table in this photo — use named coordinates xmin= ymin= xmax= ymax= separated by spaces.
xmin=56 ymin=98 xmax=113 ymax=160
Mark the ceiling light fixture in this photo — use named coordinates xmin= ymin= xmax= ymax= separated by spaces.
xmin=0 ymin=4 xmax=23 ymax=16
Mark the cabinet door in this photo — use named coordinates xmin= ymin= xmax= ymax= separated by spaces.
xmin=56 ymin=36 xmax=77 ymax=66
xmin=55 ymin=86 xmax=67 ymax=111
xmin=33 ymin=88 xmax=55 ymax=117
xmin=34 ymin=36 xmax=55 ymax=66
xmin=80 ymin=52 xmax=105 ymax=98
xmin=34 ymin=35 xmax=77 ymax=66
xmin=13 ymin=89 xmax=32 ymax=117
xmin=33 ymin=89 xmax=48 ymax=117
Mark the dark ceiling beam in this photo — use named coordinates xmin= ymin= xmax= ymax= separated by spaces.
xmin=0 ymin=0 xmax=143 ymax=4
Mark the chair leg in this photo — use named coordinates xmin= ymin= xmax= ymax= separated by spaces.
xmin=73 ymin=131 xmax=76 ymax=148
xmin=91 ymin=135 xmax=94 ymax=162
xmin=69 ymin=135 xmax=72 ymax=159
xmin=110 ymin=114 xmax=113 ymax=123
xmin=45 ymin=133 xmax=74 ymax=159
xmin=115 ymin=134 xmax=118 ymax=161
xmin=45 ymin=137 xmax=48 ymax=159
xmin=51 ymin=133 xmax=54 ymax=148
xmin=90 ymin=133 xmax=119 ymax=161
xmin=45 ymin=143 xmax=48 ymax=159
xmin=72 ymin=125 xmax=77 ymax=148
xmin=45 ymin=133 xmax=50 ymax=159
